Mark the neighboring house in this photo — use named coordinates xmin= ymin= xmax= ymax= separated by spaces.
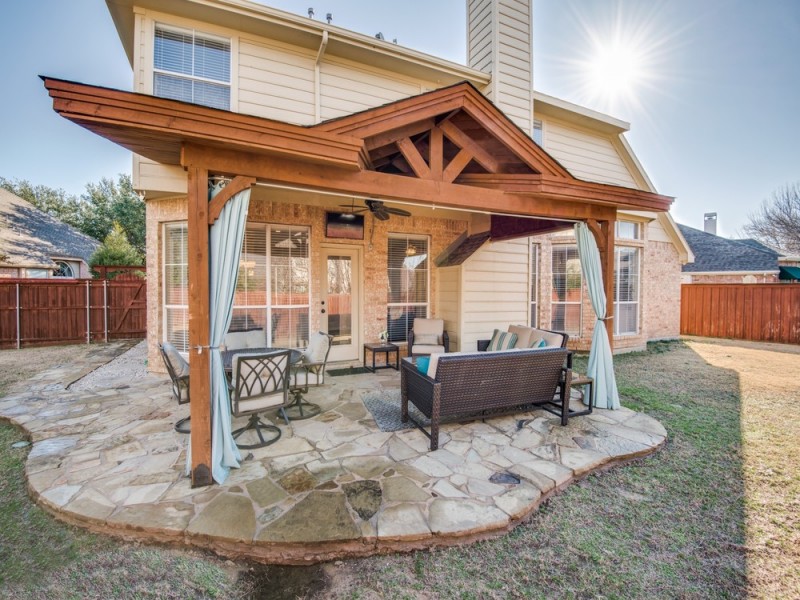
xmin=678 ymin=223 xmax=785 ymax=283
xmin=0 ymin=188 xmax=98 ymax=279
xmin=50 ymin=0 xmax=691 ymax=372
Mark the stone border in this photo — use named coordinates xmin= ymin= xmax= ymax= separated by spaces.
xmin=1 ymin=343 xmax=667 ymax=565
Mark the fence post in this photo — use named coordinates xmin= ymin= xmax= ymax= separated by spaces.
xmin=104 ymin=279 xmax=109 ymax=343
xmin=15 ymin=282 xmax=21 ymax=349
xmin=86 ymin=280 xmax=91 ymax=344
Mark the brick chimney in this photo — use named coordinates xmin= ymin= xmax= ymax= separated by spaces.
xmin=467 ymin=0 xmax=533 ymax=135
xmin=703 ymin=212 xmax=717 ymax=235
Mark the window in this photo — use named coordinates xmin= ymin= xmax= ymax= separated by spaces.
xmin=533 ymin=119 xmax=543 ymax=146
xmin=387 ymin=235 xmax=429 ymax=343
xmin=52 ymin=261 xmax=75 ymax=278
xmin=614 ymin=247 xmax=640 ymax=335
xmin=551 ymin=245 xmax=581 ymax=335
xmin=530 ymin=242 xmax=539 ymax=327
xmin=154 ymin=24 xmax=231 ymax=110
xmin=25 ymin=269 xmax=49 ymax=279
xmin=616 ymin=220 xmax=640 ymax=240
xmin=163 ymin=222 xmax=189 ymax=351
xmin=162 ymin=222 xmax=310 ymax=352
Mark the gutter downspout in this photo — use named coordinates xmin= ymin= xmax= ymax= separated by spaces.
xmin=314 ymin=31 xmax=329 ymax=123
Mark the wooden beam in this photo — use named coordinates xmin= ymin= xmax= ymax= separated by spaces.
xmin=182 ymin=143 xmax=622 ymax=223
xmin=442 ymin=149 xmax=474 ymax=183
xmin=208 ymin=176 xmax=256 ymax=224
xmin=438 ymin=120 xmax=501 ymax=173
xmin=186 ymin=167 xmax=213 ymax=487
xmin=364 ymin=118 xmax=435 ymax=152
xmin=589 ymin=219 xmax=616 ymax=349
xmin=430 ymin=126 xmax=444 ymax=180
xmin=396 ymin=137 xmax=432 ymax=179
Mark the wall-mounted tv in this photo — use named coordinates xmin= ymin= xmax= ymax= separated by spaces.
xmin=326 ymin=212 xmax=364 ymax=240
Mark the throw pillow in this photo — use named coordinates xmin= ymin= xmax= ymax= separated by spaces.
xmin=530 ymin=338 xmax=547 ymax=348
xmin=487 ymin=328 xmax=517 ymax=351
xmin=415 ymin=356 xmax=430 ymax=374
xmin=414 ymin=333 xmax=439 ymax=345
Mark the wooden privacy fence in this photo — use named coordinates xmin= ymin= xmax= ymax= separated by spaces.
xmin=0 ymin=278 xmax=147 ymax=349
xmin=681 ymin=283 xmax=800 ymax=345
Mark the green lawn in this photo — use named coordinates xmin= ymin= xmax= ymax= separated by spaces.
xmin=1 ymin=339 xmax=797 ymax=599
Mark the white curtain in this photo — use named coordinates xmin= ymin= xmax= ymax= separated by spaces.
xmin=208 ymin=182 xmax=250 ymax=483
xmin=574 ymin=222 xmax=620 ymax=409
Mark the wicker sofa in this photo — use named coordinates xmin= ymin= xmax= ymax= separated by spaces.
xmin=400 ymin=346 xmax=572 ymax=451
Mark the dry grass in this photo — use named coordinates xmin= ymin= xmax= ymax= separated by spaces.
xmin=319 ymin=339 xmax=800 ymax=599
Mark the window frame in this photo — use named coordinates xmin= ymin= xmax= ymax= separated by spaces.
xmin=550 ymin=244 xmax=582 ymax=336
xmin=529 ymin=241 xmax=539 ymax=327
xmin=386 ymin=233 xmax=430 ymax=343
xmin=161 ymin=221 xmax=312 ymax=352
xmin=153 ymin=22 xmax=232 ymax=110
xmin=613 ymin=245 xmax=641 ymax=336
xmin=615 ymin=220 xmax=641 ymax=241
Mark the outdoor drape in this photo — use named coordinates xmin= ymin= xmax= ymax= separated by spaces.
xmin=208 ymin=182 xmax=250 ymax=483
xmin=574 ymin=222 xmax=620 ymax=409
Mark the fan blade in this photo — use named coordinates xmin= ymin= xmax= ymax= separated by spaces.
xmin=373 ymin=209 xmax=390 ymax=221
xmin=385 ymin=207 xmax=411 ymax=217
xmin=338 ymin=204 xmax=367 ymax=213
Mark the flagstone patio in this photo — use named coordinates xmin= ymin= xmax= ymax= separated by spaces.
xmin=0 ymin=342 xmax=667 ymax=564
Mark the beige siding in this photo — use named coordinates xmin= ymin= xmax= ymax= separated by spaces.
xmin=459 ymin=239 xmax=530 ymax=352
xmin=467 ymin=0 xmax=532 ymax=134
xmin=134 ymin=157 xmax=187 ymax=195
xmin=544 ymin=119 xmax=639 ymax=187
xmin=468 ymin=0 xmax=494 ymax=73
xmin=319 ymin=58 xmax=429 ymax=121
xmin=238 ymin=39 xmax=315 ymax=124
xmin=437 ymin=266 xmax=462 ymax=351
xmin=646 ymin=217 xmax=672 ymax=244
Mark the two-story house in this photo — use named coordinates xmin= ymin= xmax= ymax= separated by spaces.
xmin=47 ymin=0 xmax=689 ymax=373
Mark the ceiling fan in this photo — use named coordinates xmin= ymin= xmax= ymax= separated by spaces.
xmin=338 ymin=199 xmax=411 ymax=221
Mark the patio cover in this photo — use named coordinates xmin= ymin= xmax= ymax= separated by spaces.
xmin=43 ymin=76 xmax=673 ymax=486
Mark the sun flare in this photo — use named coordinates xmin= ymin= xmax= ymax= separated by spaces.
xmin=588 ymin=42 xmax=643 ymax=99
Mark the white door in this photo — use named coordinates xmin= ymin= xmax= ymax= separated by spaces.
xmin=320 ymin=246 xmax=361 ymax=362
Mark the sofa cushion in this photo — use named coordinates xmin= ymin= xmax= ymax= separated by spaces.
xmin=487 ymin=329 xmax=517 ymax=351
xmin=427 ymin=350 xmax=503 ymax=379
xmin=508 ymin=325 xmax=565 ymax=348
xmin=225 ymin=328 xmax=265 ymax=350
xmin=508 ymin=325 xmax=535 ymax=349
xmin=415 ymin=356 xmax=430 ymax=374
xmin=413 ymin=344 xmax=445 ymax=356
xmin=530 ymin=338 xmax=548 ymax=348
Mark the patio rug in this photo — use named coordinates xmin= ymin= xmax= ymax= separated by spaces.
xmin=327 ymin=366 xmax=371 ymax=377
xmin=362 ymin=390 xmax=430 ymax=432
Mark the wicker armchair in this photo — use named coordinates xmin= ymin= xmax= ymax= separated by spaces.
xmin=159 ymin=342 xmax=191 ymax=434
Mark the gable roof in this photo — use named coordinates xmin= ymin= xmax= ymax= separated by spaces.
xmin=0 ymin=189 xmax=99 ymax=269
xmin=677 ymin=224 xmax=780 ymax=273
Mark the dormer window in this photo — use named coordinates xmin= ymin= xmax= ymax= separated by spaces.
xmin=154 ymin=24 xmax=231 ymax=110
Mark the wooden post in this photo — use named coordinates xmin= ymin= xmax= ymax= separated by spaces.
xmin=187 ymin=166 xmax=213 ymax=487
xmin=588 ymin=218 xmax=616 ymax=351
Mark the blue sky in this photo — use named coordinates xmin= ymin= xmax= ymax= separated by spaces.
xmin=1 ymin=0 xmax=798 ymax=237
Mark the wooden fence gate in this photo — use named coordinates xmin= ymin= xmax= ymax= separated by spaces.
xmin=0 ymin=278 xmax=147 ymax=348
xmin=680 ymin=283 xmax=800 ymax=345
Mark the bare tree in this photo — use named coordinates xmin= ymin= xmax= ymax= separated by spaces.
xmin=742 ymin=183 xmax=800 ymax=255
